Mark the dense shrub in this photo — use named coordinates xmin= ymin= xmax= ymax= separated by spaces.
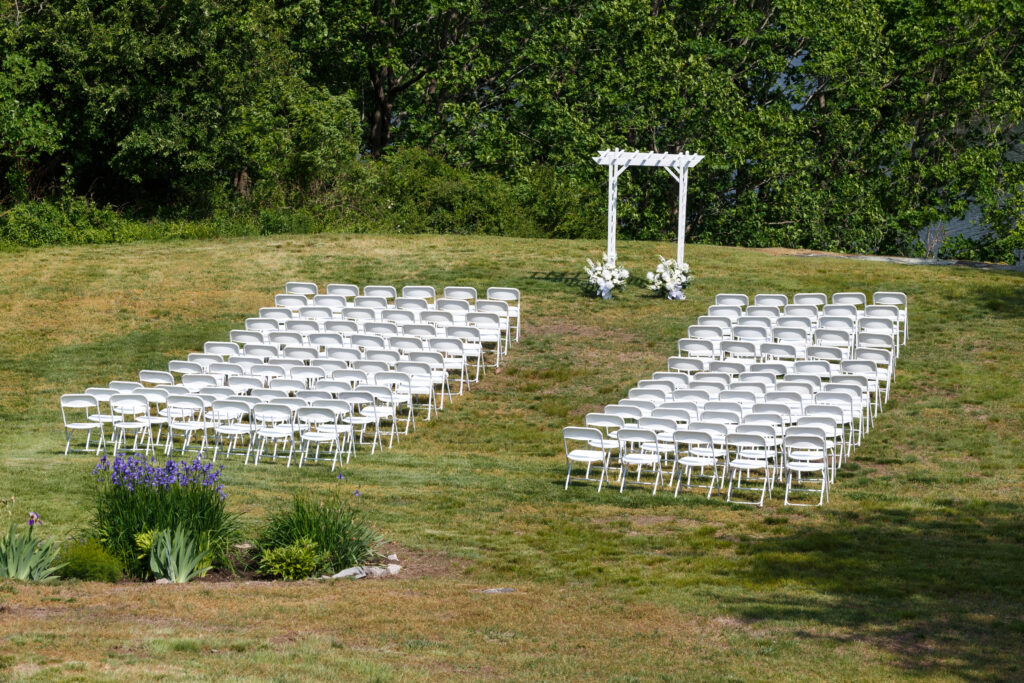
xmin=90 ymin=455 xmax=237 ymax=578
xmin=0 ymin=199 xmax=134 ymax=247
xmin=58 ymin=538 xmax=123 ymax=583
xmin=259 ymin=537 xmax=324 ymax=580
xmin=257 ymin=495 xmax=380 ymax=575
xmin=938 ymin=233 xmax=1024 ymax=264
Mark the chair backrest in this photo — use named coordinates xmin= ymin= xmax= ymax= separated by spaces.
xmin=230 ymin=330 xmax=265 ymax=345
xmin=443 ymin=286 xmax=478 ymax=303
xmin=245 ymin=317 xmax=280 ymax=332
xmin=475 ymin=300 xmax=510 ymax=318
xmin=139 ymin=369 xmax=174 ymax=386
xmin=563 ymin=426 xmax=604 ymax=450
xmin=585 ymin=412 xmax=625 ymax=431
xmin=312 ymin=398 xmax=353 ymax=416
xmin=806 ymin=345 xmax=844 ymax=363
xmin=726 ymin=431 xmax=768 ymax=452
xmin=382 ymin=309 xmax=417 ymax=325
xmin=832 ymin=292 xmax=866 ymax=307
xmin=260 ymin=307 xmax=293 ymax=321
xmin=616 ymin=427 xmax=657 ymax=449
xmin=486 ymin=287 xmax=520 ymax=305
xmin=324 ymin=320 xmax=360 ymax=334
xmin=673 ymin=429 xmax=715 ymax=451
xmin=667 ymin=355 xmax=705 ymax=373
xmin=604 ymin=404 xmax=642 ymax=421
xmin=364 ymin=285 xmax=396 ymax=300
xmin=296 ymin=390 xmax=334 ymax=403
xmin=285 ymin=281 xmax=318 ymax=296
xmin=365 ymin=321 xmax=399 ymax=336
xmin=315 ymin=379 xmax=354 ymax=396
xmin=110 ymin=392 xmax=149 ymax=416
xmin=853 ymin=347 xmax=891 ymax=367
xmin=715 ymin=293 xmax=748 ymax=307
xmin=365 ymin=349 xmax=401 ymax=364
xmin=296 ymin=406 xmax=338 ymax=426
xmin=707 ymin=305 xmax=742 ymax=321
xmin=687 ymin=421 xmax=728 ymax=439
xmin=326 ymin=283 xmax=360 ymax=299
xmin=437 ymin=298 xmax=471 ymax=313
xmin=733 ymin=326 xmax=771 ymax=343
xmin=677 ymin=339 xmax=715 ymax=358
xmin=822 ymin=304 xmax=858 ymax=319
xmin=872 ymin=291 xmax=907 ymax=310
xmin=299 ymin=306 xmax=333 ymax=321
xmin=354 ymin=295 xmax=388 ymax=309
xmin=205 ymin=341 xmax=240 ymax=357
xmin=421 ymin=310 xmax=455 ymax=327
xmin=754 ymin=293 xmax=788 ymax=307
xmin=181 ymin=374 xmax=219 ymax=391
xmin=719 ymin=343 xmax=756 ymax=362
xmin=326 ymin=347 xmax=362 ymax=363
xmin=253 ymin=402 xmax=293 ymax=424
xmin=167 ymin=394 xmax=205 ymax=417
xmin=783 ymin=433 xmax=827 ymax=456
xmin=352 ymin=334 xmax=386 ymax=350
xmin=243 ymin=343 xmax=279 ymax=360
xmin=688 ymin=325 xmax=724 ymax=341
xmin=858 ymin=332 xmax=895 ymax=352
xmin=344 ymin=307 xmax=378 ymax=322
xmin=388 ymin=336 xmax=425 ymax=353
xmin=746 ymin=305 xmax=780 ymax=319
xmin=793 ymin=292 xmax=827 ymax=306
xmin=313 ymin=294 xmax=348 ymax=312
xmin=629 ymin=387 xmax=667 ymax=401
xmin=402 ymin=285 xmax=436 ymax=302
xmin=284 ymin=319 xmax=320 ymax=334
xmin=403 ymin=323 xmax=439 ymax=339
xmin=309 ymin=332 xmax=344 ymax=349
xmin=396 ymin=297 xmax=430 ymax=311
xmin=784 ymin=304 xmax=819 ymax=320
xmin=275 ymin=293 xmax=309 ymax=309
xmin=227 ymin=375 xmax=264 ymax=393
xmin=649 ymin=372 xmax=689 ymax=389
xmin=168 ymin=360 xmax=203 ymax=375
xmin=109 ymin=380 xmax=143 ymax=392
xmin=268 ymin=331 xmax=304 ymax=347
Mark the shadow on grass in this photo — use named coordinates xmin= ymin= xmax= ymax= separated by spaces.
xmin=970 ymin=281 xmax=1024 ymax=319
xmin=725 ymin=501 xmax=1024 ymax=678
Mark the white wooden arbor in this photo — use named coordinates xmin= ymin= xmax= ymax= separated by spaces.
xmin=593 ymin=149 xmax=705 ymax=263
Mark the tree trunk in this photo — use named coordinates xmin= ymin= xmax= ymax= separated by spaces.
xmin=368 ymin=64 xmax=394 ymax=157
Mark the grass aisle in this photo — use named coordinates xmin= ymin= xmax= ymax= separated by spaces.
xmin=1 ymin=234 xmax=1022 ymax=680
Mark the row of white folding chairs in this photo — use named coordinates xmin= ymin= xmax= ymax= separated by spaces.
xmin=564 ymin=421 xmax=838 ymax=506
xmin=227 ymin=324 xmax=502 ymax=359
xmin=679 ymin=331 xmax=898 ymax=364
xmin=690 ymin=309 xmax=903 ymax=353
xmin=244 ymin=308 xmax=512 ymax=352
xmin=61 ymin=385 xmax=413 ymax=461
xmin=166 ymin=337 xmax=484 ymax=389
xmin=279 ymin=283 xmax=522 ymax=340
xmin=711 ymin=292 xmax=908 ymax=342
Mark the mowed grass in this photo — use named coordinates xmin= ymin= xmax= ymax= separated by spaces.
xmin=1 ymin=234 xmax=1023 ymax=681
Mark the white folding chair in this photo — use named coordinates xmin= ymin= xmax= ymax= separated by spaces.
xmin=783 ymin=433 xmax=830 ymax=506
xmin=60 ymin=394 xmax=106 ymax=455
xmin=563 ymin=426 xmax=611 ymax=491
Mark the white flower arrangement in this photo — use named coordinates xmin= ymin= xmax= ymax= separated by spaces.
xmin=646 ymin=256 xmax=691 ymax=300
xmin=585 ymin=253 xmax=629 ymax=299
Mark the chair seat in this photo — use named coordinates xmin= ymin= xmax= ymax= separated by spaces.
xmin=678 ymin=455 xmax=717 ymax=468
xmin=67 ymin=421 xmax=103 ymax=430
xmin=621 ymin=453 xmax=659 ymax=466
xmin=731 ymin=458 xmax=772 ymax=470
xmin=567 ymin=448 xmax=605 ymax=463
xmin=257 ymin=426 xmax=293 ymax=439
xmin=787 ymin=461 xmax=827 ymax=473
xmin=215 ymin=425 xmax=251 ymax=436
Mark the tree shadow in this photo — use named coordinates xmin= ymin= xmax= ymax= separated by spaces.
xmin=724 ymin=501 xmax=1024 ymax=679
xmin=968 ymin=280 xmax=1024 ymax=319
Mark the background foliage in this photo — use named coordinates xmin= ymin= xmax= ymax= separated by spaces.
xmin=1 ymin=0 xmax=1021 ymax=254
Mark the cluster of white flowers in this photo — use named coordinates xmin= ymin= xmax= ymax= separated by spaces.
xmin=646 ymin=256 xmax=691 ymax=300
xmin=584 ymin=253 xmax=629 ymax=299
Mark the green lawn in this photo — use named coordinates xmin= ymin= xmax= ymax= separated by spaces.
xmin=1 ymin=234 xmax=1022 ymax=681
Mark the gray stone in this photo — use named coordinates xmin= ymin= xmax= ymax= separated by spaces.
xmin=386 ymin=553 xmax=400 ymax=562
xmin=481 ymin=587 xmax=515 ymax=594
xmin=363 ymin=566 xmax=387 ymax=579
xmin=386 ymin=564 xmax=401 ymax=576
xmin=155 ymin=578 xmax=171 ymax=585
xmin=332 ymin=566 xmax=366 ymax=579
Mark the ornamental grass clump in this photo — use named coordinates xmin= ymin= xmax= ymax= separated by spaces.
xmin=90 ymin=454 xmax=237 ymax=578
xmin=0 ymin=512 xmax=64 ymax=582
xmin=257 ymin=495 xmax=381 ymax=577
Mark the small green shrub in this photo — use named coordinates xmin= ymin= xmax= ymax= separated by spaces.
xmin=149 ymin=526 xmax=212 ymax=583
xmin=259 ymin=537 xmax=323 ymax=580
xmin=58 ymin=538 xmax=122 ymax=582
xmin=257 ymin=495 xmax=381 ymax=575
xmin=938 ymin=233 xmax=1018 ymax=263
xmin=0 ymin=199 xmax=132 ymax=248
xmin=0 ymin=518 xmax=64 ymax=582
